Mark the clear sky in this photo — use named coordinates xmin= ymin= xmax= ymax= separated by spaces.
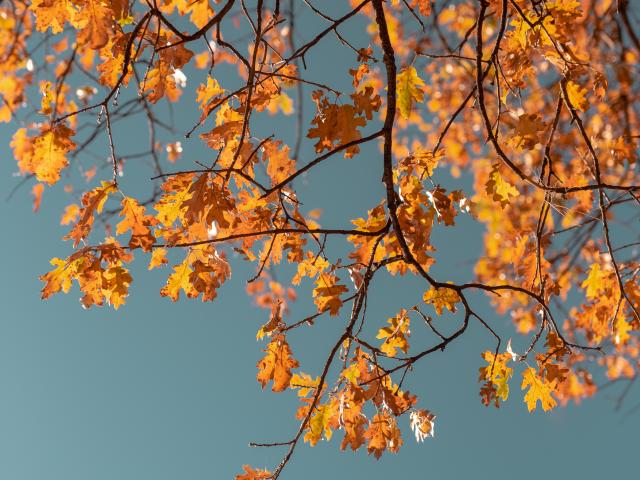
xmin=0 ymin=3 xmax=638 ymax=479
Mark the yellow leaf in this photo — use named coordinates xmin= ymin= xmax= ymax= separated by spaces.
xmin=507 ymin=113 xmax=547 ymax=150
xmin=148 ymin=248 xmax=168 ymax=270
xmin=290 ymin=372 xmax=320 ymax=397
xmin=117 ymin=15 xmax=134 ymax=27
xmin=313 ymin=273 xmax=348 ymax=316
xmin=29 ymin=0 xmax=74 ymax=33
xmin=160 ymin=257 xmax=195 ymax=301
xmin=580 ymin=263 xmax=606 ymax=300
xmin=615 ymin=316 xmax=631 ymax=345
xmin=293 ymin=253 xmax=329 ymax=285
xmin=184 ymin=0 xmax=213 ymax=28
xmin=479 ymin=351 xmax=513 ymax=402
xmin=396 ymin=65 xmax=425 ymax=119
xmin=40 ymin=81 xmax=54 ymax=115
xmin=60 ymin=204 xmax=80 ymax=225
xmin=342 ymin=363 xmax=361 ymax=385
xmin=485 ymin=163 xmax=519 ymax=208
xmin=401 ymin=148 xmax=444 ymax=177
xmin=40 ymin=257 xmax=76 ymax=299
xmin=376 ymin=309 xmax=411 ymax=357
xmin=304 ymin=402 xmax=336 ymax=446
xmin=566 ymin=80 xmax=589 ymax=111
xmin=196 ymin=76 xmax=225 ymax=116
xmin=154 ymin=174 xmax=194 ymax=226
xmin=423 ymin=286 xmax=460 ymax=315
xmin=521 ymin=367 xmax=557 ymax=412
xmin=266 ymin=92 xmax=294 ymax=116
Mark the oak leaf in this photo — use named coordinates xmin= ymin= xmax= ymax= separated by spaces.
xmin=256 ymin=302 xmax=283 ymax=340
xmin=102 ymin=265 xmax=132 ymax=310
xmin=336 ymin=387 xmax=368 ymax=451
xmin=116 ymin=197 xmax=157 ymax=252
xmin=313 ymin=273 xmax=348 ymax=316
xmin=40 ymin=257 xmax=77 ymax=299
xmin=364 ymin=412 xmax=402 ymax=459
xmin=29 ymin=0 xmax=73 ymax=34
xmin=188 ymin=248 xmax=231 ymax=302
xmin=581 ymin=263 xmax=606 ymax=300
xmin=507 ymin=113 xmax=547 ymax=150
xmin=307 ymin=93 xmax=366 ymax=158
xmin=160 ymin=256 xmax=196 ymax=301
xmin=376 ymin=309 xmax=411 ymax=357
xmin=40 ymin=81 xmax=55 ymax=115
xmin=341 ymin=363 xmax=361 ymax=386
xmin=235 ymin=465 xmax=271 ymax=480
xmin=423 ymin=286 xmax=460 ymax=315
xmin=72 ymin=0 xmax=114 ymax=50
xmin=566 ymin=80 xmax=589 ymax=111
xmin=64 ymin=181 xmax=116 ymax=247
xmin=196 ymin=76 xmax=225 ymax=118
xmin=396 ymin=66 xmax=425 ymax=119
xmin=154 ymin=174 xmax=195 ymax=227
xmin=256 ymin=334 xmax=299 ymax=392
xmin=304 ymin=401 xmax=337 ymax=446
xmin=148 ymin=248 xmax=168 ymax=270
xmin=401 ymin=148 xmax=444 ymax=177
xmin=479 ymin=351 xmax=513 ymax=404
xmin=521 ymin=367 xmax=557 ymax=412
xmin=485 ymin=163 xmax=519 ymax=207
xmin=350 ymin=86 xmax=381 ymax=120
xmin=289 ymin=372 xmax=320 ymax=397
xmin=30 ymin=124 xmax=77 ymax=185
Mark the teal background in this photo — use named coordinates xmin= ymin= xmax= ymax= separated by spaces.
xmin=0 ymin=3 xmax=638 ymax=479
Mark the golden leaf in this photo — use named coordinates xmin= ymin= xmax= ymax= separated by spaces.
xmin=423 ymin=286 xmax=460 ymax=315
xmin=485 ymin=163 xmax=519 ymax=208
xmin=521 ymin=367 xmax=557 ymax=412
xmin=396 ymin=66 xmax=425 ymax=119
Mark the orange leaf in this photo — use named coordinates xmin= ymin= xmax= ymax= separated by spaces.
xmin=116 ymin=197 xmax=157 ymax=251
xmin=30 ymin=124 xmax=77 ymax=185
xmin=423 ymin=286 xmax=460 ymax=315
xmin=235 ymin=465 xmax=271 ymax=480
xmin=31 ymin=183 xmax=44 ymax=212
xmin=256 ymin=334 xmax=299 ymax=392
xmin=148 ymin=248 xmax=169 ymax=270
xmin=364 ymin=412 xmax=402 ymax=459
xmin=64 ymin=182 xmax=116 ymax=247
xmin=313 ymin=273 xmax=348 ymax=316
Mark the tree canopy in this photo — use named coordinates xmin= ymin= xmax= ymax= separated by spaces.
xmin=2 ymin=0 xmax=640 ymax=478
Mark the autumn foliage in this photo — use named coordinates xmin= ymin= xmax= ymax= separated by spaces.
xmin=3 ymin=0 xmax=640 ymax=478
